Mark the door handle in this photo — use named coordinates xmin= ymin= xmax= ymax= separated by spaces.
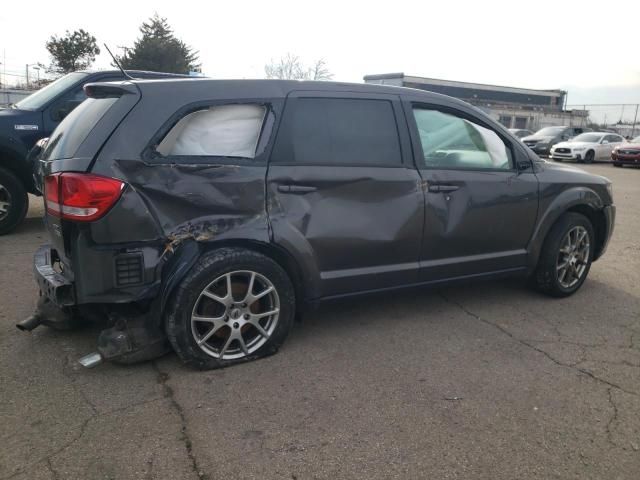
xmin=428 ymin=184 xmax=459 ymax=193
xmin=277 ymin=184 xmax=318 ymax=194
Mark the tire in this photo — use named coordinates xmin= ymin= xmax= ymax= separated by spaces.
xmin=584 ymin=150 xmax=595 ymax=164
xmin=165 ymin=247 xmax=295 ymax=369
xmin=531 ymin=212 xmax=594 ymax=297
xmin=613 ymin=163 xmax=622 ymax=168
xmin=0 ymin=167 xmax=29 ymax=235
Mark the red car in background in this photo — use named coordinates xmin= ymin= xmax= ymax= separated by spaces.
xmin=612 ymin=136 xmax=640 ymax=167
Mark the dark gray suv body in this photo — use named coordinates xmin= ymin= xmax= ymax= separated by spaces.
xmin=22 ymin=79 xmax=615 ymax=369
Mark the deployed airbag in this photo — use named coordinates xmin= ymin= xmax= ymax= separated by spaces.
xmin=157 ymin=104 xmax=266 ymax=158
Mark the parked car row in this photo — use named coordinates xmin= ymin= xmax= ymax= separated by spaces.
xmin=520 ymin=126 xmax=591 ymax=156
xmin=517 ymin=125 xmax=638 ymax=166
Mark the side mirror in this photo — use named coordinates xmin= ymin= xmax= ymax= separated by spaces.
xmin=602 ymin=140 xmax=609 ymax=145
xmin=517 ymin=160 xmax=532 ymax=172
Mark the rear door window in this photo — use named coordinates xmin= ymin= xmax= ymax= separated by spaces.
xmin=155 ymin=104 xmax=266 ymax=158
xmin=271 ymin=98 xmax=402 ymax=165
xmin=42 ymin=97 xmax=118 ymax=161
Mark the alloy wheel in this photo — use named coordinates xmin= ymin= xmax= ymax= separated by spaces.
xmin=556 ymin=226 xmax=590 ymax=289
xmin=0 ymin=183 xmax=11 ymax=221
xmin=191 ymin=270 xmax=280 ymax=360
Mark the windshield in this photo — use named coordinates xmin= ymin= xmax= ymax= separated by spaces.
xmin=534 ymin=126 xmax=566 ymax=136
xmin=15 ymin=72 xmax=89 ymax=111
xmin=572 ymin=133 xmax=603 ymax=143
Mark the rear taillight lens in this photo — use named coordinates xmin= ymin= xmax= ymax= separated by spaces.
xmin=44 ymin=173 xmax=125 ymax=222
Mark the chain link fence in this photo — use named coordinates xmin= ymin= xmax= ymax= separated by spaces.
xmin=566 ymin=104 xmax=639 ymax=139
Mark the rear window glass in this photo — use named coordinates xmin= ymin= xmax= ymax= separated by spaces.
xmin=42 ymin=97 xmax=118 ymax=161
xmin=271 ymin=98 xmax=402 ymax=165
xmin=155 ymin=104 xmax=266 ymax=158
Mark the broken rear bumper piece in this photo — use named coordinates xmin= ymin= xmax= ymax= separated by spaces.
xmin=17 ymin=244 xmax=170 ymax=367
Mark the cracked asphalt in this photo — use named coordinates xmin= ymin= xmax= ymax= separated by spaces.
xmin=1 ymin=164 xmax=639 ymax=479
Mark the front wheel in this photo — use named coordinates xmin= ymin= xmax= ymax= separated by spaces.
xmin=165 ymin=248 xmax=295 ymax=369
xmin=584 ymin=150 xmax=595 ymax=164
xmin=530 ymin=212 xmax=594 ymax=297
xmin=0 ymin=167 xmax=29 ymax=235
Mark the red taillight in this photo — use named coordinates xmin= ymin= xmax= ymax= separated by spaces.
xmin=44 ymin=173 xmax=125 ymax=222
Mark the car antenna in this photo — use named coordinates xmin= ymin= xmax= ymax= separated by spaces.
xmin=103 ymin=43 xmax=134 ymax=80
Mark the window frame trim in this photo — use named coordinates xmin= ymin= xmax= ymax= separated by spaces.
xmin=267 ymin=91 xmax=412 ymax=168
xmin=141 ymin=98 xmax=281 ymax=166
xmin=405 ymin=100 xmax=519 ymax=173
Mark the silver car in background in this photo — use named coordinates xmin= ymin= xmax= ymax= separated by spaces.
xmin=550 ymin=132 xmax=626 ymax=163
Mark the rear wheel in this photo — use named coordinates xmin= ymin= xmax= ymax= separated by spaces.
xmin=165 ymin=248 xmax=295 ymax=369
xmin=0 ymin=167 xmax=28 ymax=235
xmin=531 ymin=212 xmax=594 ymax=297
xmin=584 ymin=150 xmax=595 ymax=164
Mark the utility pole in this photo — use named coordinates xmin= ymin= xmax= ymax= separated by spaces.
xmin=25 ymin=64 xmax=29 ymax=88
xmin=632 ymin=104 xmax=639 ymax=138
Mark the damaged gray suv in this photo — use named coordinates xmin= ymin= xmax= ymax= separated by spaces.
xmin=20 ymin=79 xmax=615 ymax=369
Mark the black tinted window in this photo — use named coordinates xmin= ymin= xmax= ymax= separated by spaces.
xmin=271 ymin=98 xmax=401 ymax=165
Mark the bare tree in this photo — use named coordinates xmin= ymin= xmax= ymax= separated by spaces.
xmin=309 ymin=59 xmax=333 ymax=81
xmin=265 ymin=54 xmax=333 ymax=80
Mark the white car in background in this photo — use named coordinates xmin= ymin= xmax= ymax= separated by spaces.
xmin=550 ymin=132 xmax=626 ymax=163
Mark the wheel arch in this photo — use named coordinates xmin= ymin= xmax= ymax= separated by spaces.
xmin=0 ymin=145 xmax=35 ymax=193
xmin=158 ymin=238 xmax=314 ymax=320
xmin=566 ymin=204 xmax=608 ymax=261
xmin=527 ymin=186 xmax=606 ymax=268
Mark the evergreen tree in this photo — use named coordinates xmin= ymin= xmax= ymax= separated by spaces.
xmin=119 ymin=14 xmax=199 ymax=74
xmin=46 ymin=29 xmax=100 ymax=73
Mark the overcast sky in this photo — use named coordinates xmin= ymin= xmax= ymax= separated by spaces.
xmin=1 ymin=0 xmax=638 ymax=105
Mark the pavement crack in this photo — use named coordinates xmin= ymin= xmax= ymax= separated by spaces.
xmin=605 ymin=388 xmax=621 ymax=449
xmin=152 ymin=361 xmax=208 ymax=480
xmin=438 ymin=292 xmax=638 ymax=397
xmin=0 ymin=397 xmax=165 ymax=480
xmin=44 ymin=457 xmax=60 ymax=480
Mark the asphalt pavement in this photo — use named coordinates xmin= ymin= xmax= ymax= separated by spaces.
xmin=1 ymin=163 xmax=638 ymax=479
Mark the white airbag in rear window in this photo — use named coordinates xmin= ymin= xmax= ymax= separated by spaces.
xmin=156 ymin=104 xmax=266 ymax=158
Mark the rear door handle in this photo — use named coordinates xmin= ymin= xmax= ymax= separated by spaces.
xmin=428 ymin=184 xmax=459 ymax=193
xmin=277 ymin=184 xmax=318 ymax=194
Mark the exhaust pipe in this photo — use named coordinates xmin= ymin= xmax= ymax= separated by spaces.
xmin=16 ymin=314 xmax=44 ymax=332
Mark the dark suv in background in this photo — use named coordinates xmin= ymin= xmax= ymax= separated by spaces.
xmin=0 ymin=70 xmax=189 ymax=234
xmin=522 ymin=126 xmax=591 ymax=156
xmin=20 ymin=79 xmax=615 ymax=370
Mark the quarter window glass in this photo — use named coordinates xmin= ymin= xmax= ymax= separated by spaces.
xmin=412 ymin=108 xmax=512 ymax=170
xmin=271 ymin=98 xmax=401 ymax=165
xmin=156 ymin=104 xmax=266 ymax=158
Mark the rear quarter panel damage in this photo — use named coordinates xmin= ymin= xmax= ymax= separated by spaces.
xmin=80 ymin=158 xmax=270 ymax=306
xmin=106 ymin=159 xmax=269 ymax=245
